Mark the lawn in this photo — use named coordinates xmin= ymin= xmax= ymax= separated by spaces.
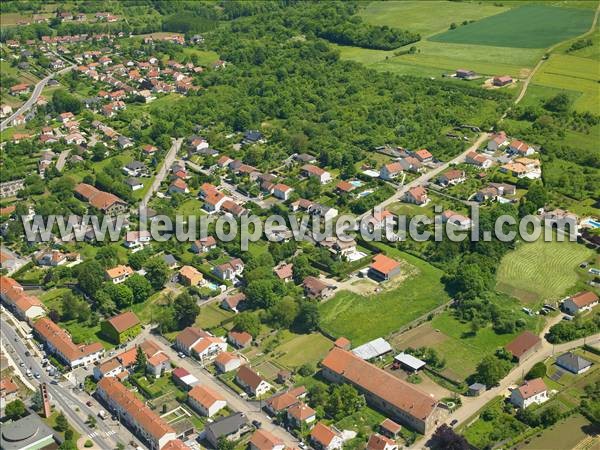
xmin=273 ymin=332 xmax=333 ymax=370
xmin=532 ymin=53 xmax=600 ymax=114
xmin=359 ymin=1 xmax=511 ymax=36
xmin=319 ymin=245 xmax=449 ymax=345
xmin=430 ymin=4 xmax=595 ymax=49
xmin=194 ymin=302 xmax=234 ymax=330
xmin=496 ymin=237 xmax=595 ymax=304
xmin=519 ymin=413 xmax=599 ymax=450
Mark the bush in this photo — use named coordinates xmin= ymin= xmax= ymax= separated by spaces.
xmin=84 ymin=440 xmax=93 ymax=448
xmin=525 ymin=362 xmax=547 ymax=380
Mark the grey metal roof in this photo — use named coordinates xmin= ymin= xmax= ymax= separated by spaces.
xmin=556 ymin=352 xmax=592 ymax=372
xmin=205 ymin=412 xmax=248 ymax=438
xmin=394 ymin=352 xmax=426 ymax=370
xmin=352 ymin=337 xmax=392 ymax=360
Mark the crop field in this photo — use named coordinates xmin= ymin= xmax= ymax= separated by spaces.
xmin=359 ymin=1 xmax=510 ymax=36
xmin=430 ymin=4 xmax=594 ymax=49
xmin=496 ymin=238 xmax=595 ymax=304
xmin=319 ymin=245 xmax=449 ymax=345
xmin=532 ymin=54 xmax=600 ymax=114
xmin=519 ymin=414 xmax=599 ymax=450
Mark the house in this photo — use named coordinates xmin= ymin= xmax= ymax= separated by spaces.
xmin=510 ymin=378 xmax=548 ymax=409
xmin=380 ymin=162 xmax=403 ymax=181
xmin=35 ymin=249 xmax=68 ymax=266
xmin=213 ymin=258 xmax=244 ymax=281
xmin=264 ymin=387 xmax=306 ymax=415
xmin=438 ymin=169 xmax=466 ymax=187
xmin=404 ymin=186 xmax=428 ymax=205
xmin=214 ymin=352 xmax=243 ymax=373
xmin=321 ymin=348 xmax=438 ymax=434
xmin=162 ymin=254 xmax=178 ymax=269
xmin=508 ymin=140 xmax=534 ymax=156
xmin=74 ymin=183 xmax=128 ymax=216
xmin=101 ymin=311 xmax=141 ymax=344
xmin=178 ymin=265 xmax=204 ymax=287
xmin=235 ymin=366 xmax=272 ymax=397
xmin=414 ymin=149 xmax=433 ymax=163
xmin=555 ymin=352 xmax=593 ymax=375
xmin=228 ymin=330 xmax=253 ymax=349
xmin=335 ymin=180 xmax=357 ymax=195
xmin=367 ymin=433 xmax=398 ymax=450
xmin=174 ymin=327 xmax=227 ymax=360
xmin=301 ymin=164 xmax=332 ymax=184
xmin=379 ymin=419 xmax=402 ymax=439
xmin=441 ymin=210 xmax=472 ymax=229
xmin=117 ymin=136 xmax=134 ymax=149
xmin=172 ymin=367 xmax=200 ymax=390
xmin=10 ymin=83 xmax=31 ymax=95
xmin=105 ymin=265 xmax=133 ymax=284
xmin=0 ymin=104 xmax=13 ymax=118
xmin=203 ymin=189 xmax=228 ymax=213
xmin=319 ymin=237 xmax=357 ymax=258
xmin=310 ymin=422 xmax=343 ymax=450
xmin=169 ymin=179 xmax=189 ymax=194
xmin=222 ymin=200 xmax=248 ymax=218
xmin=191 ymin=236 xmax=217 ymax=254
xmin=500 ymin=162 xmax=528 ymax=178
xmin=465 ymin=151 xmax=493 ymax=169
xmin=34 ymin=318 xmax=103 ymax=369
xmin=505 ymin=331 xmax=542 ymax=363
xmin=126 ymin=178 xmax=144 ymax=191
xmin=563 ymin=291 xmax=599 ymax=315
xmin=493 ymin=75 xmax=513 ymax=86
xmin=143 ymin=144 xmax=159 ymax=155
xmin=147 ymin=352 xmax=171 ymax=378
xmin=188 ymin=135 xmax=209 ymax=152
xmin=287 ymin=402 xmax=316 ymax=428
xmin=456 ymin=69 xmax=475 ymax=79
xmin=334 ymin=337 xmax=351 ymax=350
xmin=221 ymin=293 xmax=247 ymax=313
xmin=250 ymin=429 xmax=285 ymax=450
xmin=487 ymin=132 xmax=508 ymax=151
xmin=274 ymin=263 xmax=293 ymax=282
xmin=475 ymin=183 xmax=516 ymax=202
xmin=188 ymin=385 xmax=226 ymax=417
xmin=243 ymin=130 xmax=264 ymax=145
xmin=123 ymin=161 xmax=149 ymax=177
xmin=204 ymin=413 xmax=249 ymax=448
xmin=369 ymin=254 xmax=400 ymax=281
xmin=96 ymin=377 xmax=176 ymax=449
xmin=273 ymin=183 xmax=293 ymax=200
xmin=303 ymin=276 xmax=335 ymax=300
xmin=296 ymin=153 xmax=317 ymax=164
xmin=0 ymin=378 xmax=19 ymax=408
xmin=125 ymin=230 xmax=151 ymax=248
xmin=0 ymin=276 xmax=46 ymax=321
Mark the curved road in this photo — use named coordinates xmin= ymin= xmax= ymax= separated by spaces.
xmin=0 ymin=63 xmax=75 ymax=132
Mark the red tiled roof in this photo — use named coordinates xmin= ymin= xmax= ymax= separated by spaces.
xmin=236 ymin=365 xmax=264 ymax=390
xmin=229 ymin=331 xmax=252 ymax=346
xmin=505 ymin=331 xmax=541 ymax=358
xmin=106 ymin=311 xmax=140 ymax=333
xmin=367 ymin=433 xmax=396 ymax=450
xmin=33 ymin=318 xmax=103 ymax=363
xmin=310 ymin=422 xmax=337 ymax=447
xmin=189 ymin=385 xmax=223 ymax=409
xmin=517 ymin=378 xmax=546 ymax=399
xmin=370 ymin=254 xmax=400 ymax=275
xmin=570 ymin=291 xmax=599 ymax=308
xmin=250 ymin=429 xmax=283 ymax=450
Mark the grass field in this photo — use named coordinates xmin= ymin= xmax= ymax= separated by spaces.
xmin=319 ymin=245 xmax=449 ymax=345
xmin=194 ymin=302 xmax=234 ymax=330
xmin=519 ymin=413 xmax=599 ymax=450
xmin=359 ymin=1 xmax=510 ymax=37
xmin=531 ymin=53 xmax=600 ymax=114
xmin=496 ymin=238 xmax=595 ymax=304
xmin=273 ymin=332 xmax=333 ymax=370
xmin=430 ymin=4 xmax=594 ymax=48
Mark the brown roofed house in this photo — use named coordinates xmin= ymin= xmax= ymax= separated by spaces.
xmin=505 ymin=331 xmax=541 ymax=363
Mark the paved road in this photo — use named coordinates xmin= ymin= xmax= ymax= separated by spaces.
xmin=56 ymin=149 xmax=71 ymax=172
xmin=142 ymin=329 xmax=300 ymax=448
xmin=411 ymin=317 xmax=600 ymax=449
xmin=0 ymin=312 xmax=137 ymax=449
xmin=0 ymin=63 xmax=75 ymax=132
xmin=360 ymin=132 xmax=489 ymax=220
xmin=141 ymin=138 xmax=183 ymax=208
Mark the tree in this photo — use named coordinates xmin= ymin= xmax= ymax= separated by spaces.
xmin=540 ymin=404 xmax=562 ymax=427
xmin=525 ymin=362 xmax=547 ymax=380
xmin=217 ymin=436 xmax=236 ymax=450
xmin=59 ymin=440 xmax=77 ymax=450
xmin=87 ymin=414 xmax=97 ymax=428
xmin=325 ymin=384 xmax=366 ymax=421
xmin=172 ymin=292 xmax=200 ymax=329
xmin=103 ymin=284 xmax=134 ymax=309
xmin=52 ymin=89 xmax=82 ymax=114
xmin=4 ymin=399 xmax=26 ymax=419
xmin=145 ymin=258 xmax=169 ymax=290
xmin=233 ymin=312 xmax=261 ymax=337
xmin=135 ymin=346 xmax=147 ymax=373
xmin=544 ymin=93 xmax=571 ymax=113
xmin=294 ymin=302 xmax=320 ymax=333
xmin=60 ymin=291 xmax=79 ymax=321
xmin=475 ymin=355 xmax=512 ymax=387
xmin=266 ymin=297 xmax=299 ymax=329
xmin=31 ymin=390 xmax=44 ymax=412
xmin=431 ymin=424 xmax=470 ymax=450
xmin=125 ymin=274 xmax=153 ymax=303
xmin=55 ymin=412 xmax=70 ymax=432
xmin=77 ymin=260 xmax=105 ymax=297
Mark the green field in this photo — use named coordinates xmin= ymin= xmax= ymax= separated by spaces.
xmin=430 ymin=4 xmax=594 ymax=48
xmin=194 ymin=302 xmax=234 ymax=330
xmin=519 ymin=414 xmax=599 ymax=450
xmin=273 ymin=332 xmax=333 ymax=369
xmin=319 ymin=245 xmax=449 ymax=345
xmin=359 ymin=1 xmax=510 ymax=36
xmin=496 ymin=238 xmax=595 ymax=304
xmin=532 ymin=53 xmax=600 ymax=114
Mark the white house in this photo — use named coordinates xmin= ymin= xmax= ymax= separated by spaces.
xmin=555 ymin=352 xmax=592 ymax=375
xmin=380 ymin=162 xmax=403 ymax=181
xmin=213 ymin=258 xmax=244 ymax=281
xmin=188 ymin=385 xmax=226 ymax=417
xmin=301 ymin=164 xmax=332 ymax=184
xmin=105 ymin=265 xmax=133 ymax=284
xmin=487 ymin=132 xmax=508 ymax=152
xmin=310 ymin=422 xmax=343 ymax=450
xmin=508 ymin=140 xmax=535 ymax=156
xmin=510 ymin=378 xmax=548 ymax=409
xmin=273 ymin=183 xmax=293 ymax=200
xmin=235 ymin=366 xmax=272 ymax=397
xmin=563 ymin=291 xmax=598 ymax=315
xmin=124 ymin=230 xmax=151 ymax=249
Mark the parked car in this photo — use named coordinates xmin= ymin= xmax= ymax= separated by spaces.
xmin=86 ymin=400 xmax=93 ymax=407
xmin=252 ymin=420 xmax=262 ymax=429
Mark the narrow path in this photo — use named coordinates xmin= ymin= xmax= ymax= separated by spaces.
xmin=140 ymin=137 xmax=182 ymax=208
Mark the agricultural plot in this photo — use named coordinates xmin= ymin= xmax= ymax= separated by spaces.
xmin=359 ymin=1 xmax=510 ymax=36
xmin=519 ymin=414 xmax=599 ymax=450
xmin=532 ymin=54 xmax=600 ymax=114
xmin=319 ymin=245 xmax=449 ymax=345
xmin=496 ymin=238 xmax=595 ymax=304
xmin=430 ymin=5 xmax=595 ymax=49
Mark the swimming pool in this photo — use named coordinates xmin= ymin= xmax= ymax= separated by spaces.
xmin=588 ymin=220 xmax=600 ymax=228
xmin=349 ymin=180 xmax=363 ymax=188
xmin=357 ymin=189 xmax=373 ymax=198
xmin=206 ymin=281 xmax=220 ymax=291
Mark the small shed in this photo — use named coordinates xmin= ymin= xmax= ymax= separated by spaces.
xmin=393 ymin=353 xmax=426 ymax=372
xmin=468 ymin=382 xmax=486 ymax=396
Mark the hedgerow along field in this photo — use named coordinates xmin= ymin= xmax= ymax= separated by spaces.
xmin=430 ymin=4 xmax=595 ymax=48
xmin=496 ymin=238 xmax=595 ymax=304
